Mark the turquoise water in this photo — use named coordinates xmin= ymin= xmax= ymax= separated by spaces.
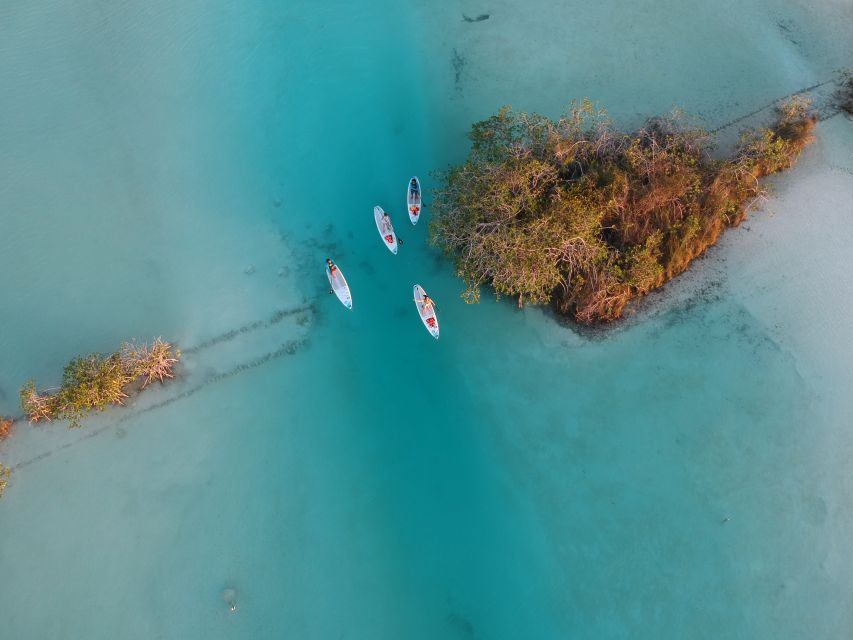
xmin=1 ymin=1 xmax=852 ymax=638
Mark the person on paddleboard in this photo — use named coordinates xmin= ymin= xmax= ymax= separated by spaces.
xmin=326 ymin=258 xmax=340 ymax=295
xmin=409 ymin=178 xmax=420 ymax=201
xmin=422 ymin=294 xmax=438 ymax=329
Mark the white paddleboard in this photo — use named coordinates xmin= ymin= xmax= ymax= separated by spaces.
xmin=326 ymin=263 xmax=352 ymax=310
xmin=407 ymin=176 xmax=422 ymax=225
xmin=373 ymin=206 xmax=398 ymax=254
xmin=413 ymin=284 xmax=439 ymax=339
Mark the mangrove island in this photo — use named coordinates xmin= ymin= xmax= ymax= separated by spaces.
xmin=429 ymin=98 xmax=816 ymax=323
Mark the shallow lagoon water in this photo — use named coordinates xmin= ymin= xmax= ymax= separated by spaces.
xmin=1 ymin=1 xmax=852 ymax=638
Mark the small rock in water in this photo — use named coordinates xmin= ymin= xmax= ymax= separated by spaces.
xmin=222 ymin=588 xmax=238 ymax=613
xmin=243 ymin=265 xmax=256 ymax=275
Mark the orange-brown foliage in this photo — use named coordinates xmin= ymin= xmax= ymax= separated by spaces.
xmin=569 ymin=101 xmax=817 ymax=322
xmin=433 ymin=99 xmax=817 ymax=325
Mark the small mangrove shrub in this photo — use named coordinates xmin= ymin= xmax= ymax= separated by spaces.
xmin=0 ymin=418 xmax=13 ymax=440
xmin=20 ymin=338 xmax=180 ymax=427
xmin=430 ymin=98 xmax=816 ymax=323
xmin=120 ymin=338 xmax=180 ymax=387
xmin=0 ymin=464 xmax=9 ymax=499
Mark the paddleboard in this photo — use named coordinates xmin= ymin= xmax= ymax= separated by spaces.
xmin=373 ymin=206 xmax=398 ymax=254
xmin=407 ymin=176 xmax=422 ymax=225
xmin=413 ymin=284 xmax=439 ymax=339
xmin=326 ymin=263 xmax=352 ymax=309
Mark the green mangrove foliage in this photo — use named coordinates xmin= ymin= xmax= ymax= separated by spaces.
xmin=20 ymin=338 xmax=179 ymax=427
xmin=429 ymin=98 xmax=816 ymax=323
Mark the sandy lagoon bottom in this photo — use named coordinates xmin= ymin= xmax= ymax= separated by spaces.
xmin=3 ymin=122 xmax=852 ymax=638
xmin=1 ymin=0 xmax=853 ymax=638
